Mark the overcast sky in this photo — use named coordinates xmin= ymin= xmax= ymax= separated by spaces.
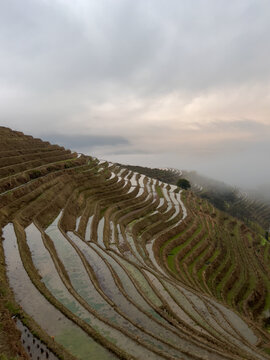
xmin=1 ymin=0 xmax=270 ymax=188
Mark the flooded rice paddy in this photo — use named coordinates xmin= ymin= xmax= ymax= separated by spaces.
xmin=2 ymin=163 xmax=265 ymax=360
xmin=3 ymin=223 xmax=116 ymax=360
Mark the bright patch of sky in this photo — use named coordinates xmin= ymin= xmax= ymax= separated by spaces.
xmin=1 ymin=0 xmax=270 ymax=187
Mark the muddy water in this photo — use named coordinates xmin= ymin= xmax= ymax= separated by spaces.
xmin=144 ymin=192 xmax=153 ymax=203
xmin=127 ymin=185 xmax=136 ymax=194
xmin=75 ymin=216 xmax=81 ymax=232
xmin=157 ymin=198 xmax=165 ymax=209
xmin=179 ymin=286 xmax=240 ymax=340
xmin=123 ymin=170 xmax=131 ymax=180
xmin=164 ymin=279 xmax=263 ymax=358
xmin=46 ymin=225 xmax=163 ymax=359
xmin=151 ymin=183 xmax=157 ymax=194
xmin=70 ymin=232 xmax=150 ymax=321
xmin=162 ymin=189 xmax=173 ymax=215
xmin=144 ymin=271 xmax=208 ymax=335
xmin=209 ymin=299 xmax=258 ymax=345
xmin=97 ymin=217 xmax=105 ymax=248
xmin=163 ymin=200 xmax=173 ymax=216
xmin=125 ymin=232 xmax=144 ymax=264
xmin=26 ymin=224 xmax=101 ymax=322
xmin=162 ymin=279 xmax=215 ymax=335
xmin=116 ymin=224 xmax=125 ymax=248
xmin=71 ymin=237 xmax=175 ymax=332
xmin=116 ymin=176 xmax=122 ymax=184
xmin=138 ymin=174 xmax=145 ymax=188
xmin=63 ymin=235 xmax=184 ymax=358
xmin=165 ymin=187 xmax=184 ymax=216
xmin=109 ymin=222 xmax=115 ymax=244
xmin=129 ymin=173 xmax=138 ymax=187
xmin=117 ymin=168 xmax=126 ymax=177
xmin=169 ymin=185 xmax=178 ymax=192
xmin=3 ymin=223 xmax=116 ymax=360
xmin=115 ymin=257 xmax=162 ymax=308
xmin=123 ymin=180 xmax=129 ymax=190
xmin=16 ymin=319 xmax=58 ymax=360
xmin=206 ymin=302 xmax=239 ymax=338
xmin=176 ymin=191 xmax=187 ymax=218
xmin=145 ymin=240 xmax=168 ymax=277
xmin=180 ymin=287 xmax=263 ymax=358
xmin=118 ymin=231 xmax=141 ymax=265
xmin=115 ymin=226 xmax=139 ymax=264
xmin=205 ymin=303 xmax=262 ymax=357
xmin=68 ymin=240 xmax=191 ymax=358
xmin=136 ymin=188 xmax=144 ymax=198
xmin=170 ymin=192 xmax=179 ymax=206
xmin=88 ymin=245 xmax=191 ymax=350
xmin=85 ymin=214 xmax=94 ymax=241
xmin=108 ymin=222 xmax=121 ymax=254
xmin=146 ymin=182 xmax=152 ymax=194
xmin=70 ymin=235 xmax=149 ymax=317
xmin=162 ymin=188 xmax=171 ymax=203
xmin=94 ymin=245 xmax=163 ymax=316
xmin=166 ymin=192 xmax=180 ymax=221
xmin=109 ymin=172 xmax=116 ymax=180
xmin=146 ymin=190 xmax=187 ymax=275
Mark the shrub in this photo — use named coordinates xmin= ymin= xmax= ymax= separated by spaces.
xmin=177 ymin=178 xmax=191 ymax=190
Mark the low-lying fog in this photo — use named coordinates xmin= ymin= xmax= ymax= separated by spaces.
xmin=42 ymin=131 xmax=270 ymax=194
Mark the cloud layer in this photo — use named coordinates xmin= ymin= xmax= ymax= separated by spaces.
xmin=1 ymin=0 xmax=270 ymax=187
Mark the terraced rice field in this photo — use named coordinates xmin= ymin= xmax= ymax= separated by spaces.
xmin=1 ymin=127 xmax=270 ymax=359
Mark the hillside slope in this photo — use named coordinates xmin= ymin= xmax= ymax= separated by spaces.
xmin=1 ymin=127 xmax=270 ymax=360
xmin=123 ymin=165 xmax=270 ymax=235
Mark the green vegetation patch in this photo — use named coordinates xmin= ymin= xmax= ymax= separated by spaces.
xmin=167 ymin=225 xmax=202 ymax=273
xmin=261 ymin=236 xmax=267 ymax=246
xmin=156 ymin=185 xmax=163 ymax=198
